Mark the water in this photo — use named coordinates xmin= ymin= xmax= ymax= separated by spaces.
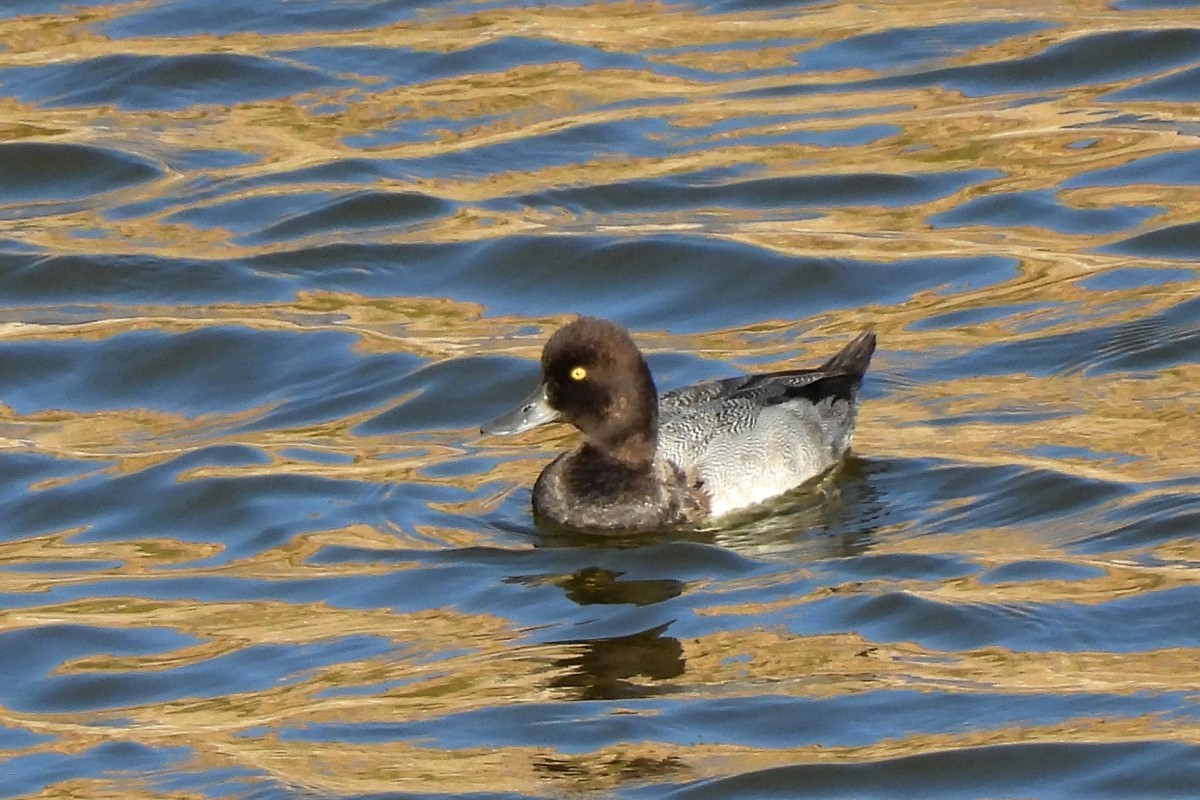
xmin=1 ymin=1 xmax=1198 ymax=798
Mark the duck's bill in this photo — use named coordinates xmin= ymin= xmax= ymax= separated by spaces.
xmin=481 ymin=382 xmax=560 ymax=435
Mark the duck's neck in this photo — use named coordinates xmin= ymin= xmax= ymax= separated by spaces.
xmin=602 ymin=426 xmax=656 ymax=469
xmin=606 ymin=360 xmax=658 ymax=468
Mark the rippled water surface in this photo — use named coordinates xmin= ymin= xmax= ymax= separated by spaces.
xmin=2 ymin=1 xmax=1199 ymax=798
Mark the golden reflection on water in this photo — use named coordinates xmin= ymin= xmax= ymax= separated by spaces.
xmin=4 ymin=507 xmax=1198 ymax=796
xmin=5 ymin=579 xmax=1196 ymax=796
xmin=2 ymin=0 xmax=1199 ymax=261
xmin=3 ymin=284 xmax=1194 ymax=492
xmin=1 ymin=0 xmax=1199 ymax=797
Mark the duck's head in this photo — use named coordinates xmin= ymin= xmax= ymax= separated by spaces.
xmin=482 ymin=317 xmax=658 ymax=466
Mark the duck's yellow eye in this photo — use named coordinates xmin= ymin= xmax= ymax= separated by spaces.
xmin=570 ymin=366 xmax=588 ymax=381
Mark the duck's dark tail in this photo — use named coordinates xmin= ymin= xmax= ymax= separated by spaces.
xmin=820 ymin=329 xmax=876 ymax=379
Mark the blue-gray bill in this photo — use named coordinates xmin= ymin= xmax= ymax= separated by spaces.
xmin=481 ymin=382 xmax=560 ymax=435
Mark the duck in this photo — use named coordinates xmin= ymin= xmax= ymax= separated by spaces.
xmin=481 ymin=316 xmax=876 ymax=532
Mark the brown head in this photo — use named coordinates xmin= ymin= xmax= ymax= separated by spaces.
xmin=482 ymin=317 xmax=659 ymax=467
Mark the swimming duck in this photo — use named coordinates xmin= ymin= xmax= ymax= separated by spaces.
xmin=482 ymin=317 xmax=876 ymax=532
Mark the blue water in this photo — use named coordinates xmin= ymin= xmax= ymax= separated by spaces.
xmin=0 ymin=1 xmax=1198 ymax=798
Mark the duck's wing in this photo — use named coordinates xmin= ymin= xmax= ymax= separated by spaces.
xmin=660 ymin=329 xmax=875 ymax=417
xmin=657 ymin=369 xmax=843 ymax=461
xmin=656 ymin=330 xmax=876 ymax=514
xmin=736 ymin=327 xmax=876 ymax=405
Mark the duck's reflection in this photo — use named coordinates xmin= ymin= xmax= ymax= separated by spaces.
xmin=505 ymin=459 xmax=887 ymax=703
xmin=547 ymin=620 xmax=684 ymax=701
xmin=533 ymin=747 xmax=686 ymax=787
xmin=505 ymin=567 xmax=686 ymax=699
xmin=556 ymin=565 xmax=683 ymax=607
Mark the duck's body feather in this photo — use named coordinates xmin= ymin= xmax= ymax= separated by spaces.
xmin=656 ymin=332 xmax=874 ymax=517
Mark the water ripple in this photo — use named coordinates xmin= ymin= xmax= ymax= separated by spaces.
xmin=0 ymin=1 xmax=1198 ymax=798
